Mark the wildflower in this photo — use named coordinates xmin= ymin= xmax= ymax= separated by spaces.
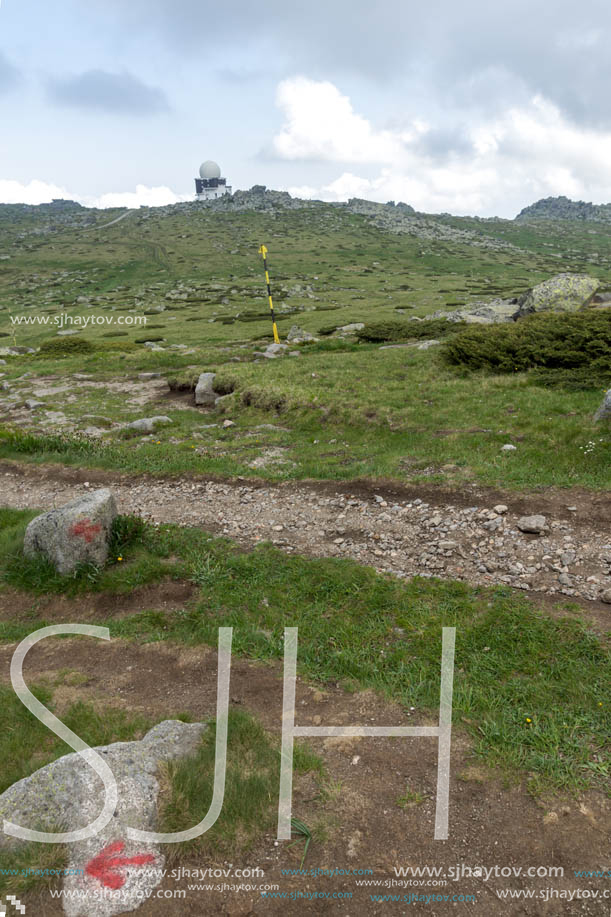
xmin=525 ymin=717 xmax=532 ymax=724
xmin=117 ymin=556 xmax=123 ymax=562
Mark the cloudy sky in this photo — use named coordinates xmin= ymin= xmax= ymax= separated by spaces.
xmin=1 ymin=0 xmax=611 ymax=215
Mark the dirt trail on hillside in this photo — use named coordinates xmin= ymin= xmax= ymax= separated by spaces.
xmin=1 ymin=461 xmax=610 ymax=616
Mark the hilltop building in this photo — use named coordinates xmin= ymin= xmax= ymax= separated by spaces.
xmin=195 ymin=160 xmax=232 ymax=200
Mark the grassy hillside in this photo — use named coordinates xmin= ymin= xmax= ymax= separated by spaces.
xmin=0 ymin=196 xmax=609 ymax=489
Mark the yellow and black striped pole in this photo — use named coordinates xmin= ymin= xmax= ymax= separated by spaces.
xmin=258 ymin=244 xmax=280 ymax=344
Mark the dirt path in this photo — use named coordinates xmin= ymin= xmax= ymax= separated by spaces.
xmin=1 ymin=461 xmax=610 ymax=616
xmin=0 ymin=632 xmax=607 ymax=917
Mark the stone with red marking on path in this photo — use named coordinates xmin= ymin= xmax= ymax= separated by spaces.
xmin=0 ymin=721 xmax=207 ymax=916
xmin=23 ymin=488 xmax=117 ymax=574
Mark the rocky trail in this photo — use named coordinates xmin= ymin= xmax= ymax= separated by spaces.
xmin=1 ymin=461 xmax=610 ymax=618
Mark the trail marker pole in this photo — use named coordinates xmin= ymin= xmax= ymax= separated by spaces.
xmin=258 ymin=244 xmax=280 ymax=344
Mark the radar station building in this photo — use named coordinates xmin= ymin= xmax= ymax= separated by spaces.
xmin=195 ymin=160 xmax=232 ymax=200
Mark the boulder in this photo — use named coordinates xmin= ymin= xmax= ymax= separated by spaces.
xmin=23 ymin=488 xmax=117 ymax=574
xmin=594 ymin=389 xmax=611 ymax=423
xmin=124 ymin=416 xmax=172 ymax=433
xmin=516 ymin=514 xmax=547 ymax=534
xmin=0 ymin=720 xmax=207 ymax=917
xmin=516 ymin=273 xmax=599 ymax=317
xmin=195 ymin=372 xmax=217 ymax=406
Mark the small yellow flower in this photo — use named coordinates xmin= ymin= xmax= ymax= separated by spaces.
xmin=155 ymin=440 xmax=161 ymax=444
xmin=117 ymin=556 xmax=123 ymax=562
xmin=598 ymin=702 xmax=603 ymax=707
xmin=525 ymin=717 xmax=532 ymax=724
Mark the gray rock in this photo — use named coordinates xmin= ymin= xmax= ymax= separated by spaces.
xmin=124 ymin=416 xmax=173 ymax=433
xmin=195 ymin=372 xmax=217 ymax=406
xmin=594 ymin=389 xmax=611 ymax=423
xmin=430 ymin=298 xmax=519 ymax=324
xmin=501 ymin=443 xmax=517 ymax=452
xmin=516 ymin=514 xmax=547 ymax=534
xmin=0 ymin=720 xmax=206 ymax=917
xmin=286 ymin=325 xmax=317 ymax=344
xmin=23 ymin=488 xmax=117 ymax=574
xmin=214 ymin=392 xmax=236 ymax=412
xmin=24 ymin=399 xmax=45 ymax=409
xmin=416 ymin=339 xmax=441 ymax=350
xmin=57 ymin=329 xmax=81 ymax=336
xmin=516 ymin=273 xmax=600 ymax=317
xmin=0 ymin=346 xmax=36 ymax=355
xmin=337 ymin=323 xmax=365 ymax=333
xmin=263 ymin=342 xmax=289 ymax=358
xmin=138 ymin=372 xmax=162 ymax=380
xmin=601 ymin=588 xmax=611 ymax=604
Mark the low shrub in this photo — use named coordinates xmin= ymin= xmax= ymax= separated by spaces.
xmin=356 ymin=318 xmax=466 ymax=343
xmin=38 ymin=337 xmax=95 ymax=357
xmin=443 ymin=311 xmax=611 ymax=382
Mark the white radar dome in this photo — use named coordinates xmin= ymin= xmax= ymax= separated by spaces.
xmin=199 ymin=160 xmax=221 ymax=179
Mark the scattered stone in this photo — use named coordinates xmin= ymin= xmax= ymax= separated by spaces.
xmin=24 ymin=399 xmax=45 ymax=409
xmin=430 ymin=298 xmax=519 ymax=324
xmin=263 ymin=342 xmax=290 ymax=358
xmin=222 ymin=419 xmax=235 ymax=428
xmin=195 ymin=372 xmax=217 ymax=406
xmin=124 ymin=416 xmax=173 ymax=433
xmin=493 ymin=504 xmax=508 ymax=514
xmin=416 ymin=339 xmax=440 ymax=350
xmin=337 ymin=323 xmax=365 ymax=333
xmin=517 ymin=515 xmax=548 ymax=534
xmin=57 ymin=329 xmax=81 ymax=336
xmin=0 ymin=346 xmax=35 ymax=355
xmin=23 ymin=488 xmax=117 ymax=574
xmin=138 ymin=372 xmax=162 ymax=380
xmin=286 ymin=325 xmax=317 ymax=344
xmin=501 ymin=444 xmax=517 ymax=452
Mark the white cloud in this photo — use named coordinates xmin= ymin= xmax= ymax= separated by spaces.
xmin=273 ymin=78 xmax=611 ymax=216
xmin=0 ymin=179 xmax=73 ymax=205
xmin=86 ymin=185 xmax=191 ymax=208
xmin=0 ymin=180 xmax=190 ymax=208
xmin=273 ymin=77 xmax=417 ymax=162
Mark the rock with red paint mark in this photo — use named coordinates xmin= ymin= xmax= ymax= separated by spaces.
xmin=0 ymin=720 xmax=207 ymax=916
xmin=23 ymin=488 xmax=117 ymax=574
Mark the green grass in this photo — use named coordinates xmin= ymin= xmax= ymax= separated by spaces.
xmin=1 ymin=510 xmax=607 ymax=795
xmin=159 ymin=709 xmax=323 ymax=863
